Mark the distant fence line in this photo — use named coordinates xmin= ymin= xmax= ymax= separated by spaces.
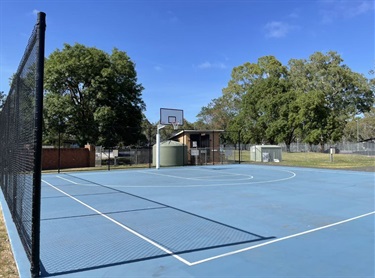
xmin=278 ymin=142 xmax=375 ymax=155
xmin=41 ymin=140 xmax=374 ymax=172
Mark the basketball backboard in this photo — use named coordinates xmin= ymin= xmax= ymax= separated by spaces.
xmin=160 ymin=108 xmax=184 ymax=126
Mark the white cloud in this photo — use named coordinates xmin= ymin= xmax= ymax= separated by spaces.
xmin=264 ymin=21 xmax=297 ymax=38
xmin=154 ymin=66 xmax=163 ymax=71
xmin=198 ymin=61 xmax=212 ymax=69
xmin=320 ymin=0 xmax=374 ymax=23
xmin=347 ymin=1 xmax=373 ymax=17
xmin=197 ymin=61 xmax=226 ymax=69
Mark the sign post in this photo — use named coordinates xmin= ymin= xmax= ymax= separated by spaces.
xmin=330 ymin=147 xmax=335 ymax=163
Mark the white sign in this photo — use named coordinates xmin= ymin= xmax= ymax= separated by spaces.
xmin=192 ymin=141 xmax=197 ymax=148
xmin=191 ymin=149 xmax=199 ymax=156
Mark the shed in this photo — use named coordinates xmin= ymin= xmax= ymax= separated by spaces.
xmin=169 ymin=130 xmax=224 ymax=165
xmin=250 ymin=145 xmax=282 ymax=162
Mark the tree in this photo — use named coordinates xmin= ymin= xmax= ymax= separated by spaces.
xmin=289 ymin=51 xmax=374 ymax=150
xmin=223 ymin=56 xmax=297 ymax=146
xmin=196 ymin=51 xmax=374 ymax=151
xmin=44 ymin=43 xmax=145 ymax=147
xmin=196 ymin=95 xmax=236 ymax=130
xmin=344 ymin=108 xmax=375 ymax=142
xmin=361 ymin=108 xmax=375 ymax=140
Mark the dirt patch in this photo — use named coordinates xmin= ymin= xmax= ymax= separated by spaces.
xmin=0 ymin=206 xmax=19 ymax=278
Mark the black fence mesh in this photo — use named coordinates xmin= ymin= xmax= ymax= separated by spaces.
xmin=0 ymin=13 xmax=46 ymax=277
xmin=91 ymin=130 xmax=242 ymax=170
xmin=47 ymin=123 xmax=374 ymax=172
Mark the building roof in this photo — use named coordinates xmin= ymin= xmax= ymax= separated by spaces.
xmin=252 ymin=145 xmax=282 ymax=149
xmin=170 ymin=130 xmax=225 ymax=139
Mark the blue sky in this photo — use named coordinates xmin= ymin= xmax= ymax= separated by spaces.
xmin=0 ymin=0 xmax=374 ymax=123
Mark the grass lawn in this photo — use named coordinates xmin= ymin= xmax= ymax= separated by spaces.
xmin=239 ymin=151 xmax=374 ymax=171
xmin=277 ymin=152 xmax=374 ymax=170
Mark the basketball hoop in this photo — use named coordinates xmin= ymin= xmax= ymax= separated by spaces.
xmin=171 ymin=121 xmax=179 ymax=130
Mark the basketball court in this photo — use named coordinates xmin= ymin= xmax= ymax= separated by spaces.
xmin=1 ymin=12 xmax=374 ymax=278
xmin=2 ymin=164 xmax=374 ymax=277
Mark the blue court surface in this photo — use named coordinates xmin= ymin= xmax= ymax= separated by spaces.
xmin=3 ymin=164 xmax=375 ymax=277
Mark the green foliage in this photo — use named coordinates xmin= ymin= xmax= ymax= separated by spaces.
xmin=197 ymin=51 xmax=374 ymax=151
xmin=344 ymin=108 xmax=375 ymax=142
xmin=361 ymin=108 xmax=375 ymax=140
xmin=196 ymin=96 xmax=236 ymax=130
xmin=289 ymin=51 xmax=373 ymax=148
xmin=44 ymin=43 xmax=145 ymax=147
xmin=222 ymin=56 xmax=297 ymax=146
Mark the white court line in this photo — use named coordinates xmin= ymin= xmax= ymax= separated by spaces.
xmin=138 ymin=170 xmax=253 ymax=181
xmin=184 ymin=173 xmax=254 ymax=181
xmin=55 ymin=175 xmax=102 ymax=187
xmin=50 ymin=167 xmax=295 ymax=187
xmin=42 ymin=177 xmax=374 ymax=267
xmin=189 ymin=211 xmax=375 ymax=266
xmin=113 ymin=169 xmax=296 ymax=188
xmin=56 ymin=175 xmax=79 ymax=184
xmin=51 ymin=174 xmax=255 ymax=188
xmin=191 ymin=168 xmax=255 ymax=178
xmin=41 ymin=179 xmax=193 ymax=266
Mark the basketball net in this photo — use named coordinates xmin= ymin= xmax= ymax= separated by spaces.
xmin=171 ymin=121 xmax=179 ymax=130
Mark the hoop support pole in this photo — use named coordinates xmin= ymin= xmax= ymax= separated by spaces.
xmin=156 ymin=124 xmax=165 ymax=169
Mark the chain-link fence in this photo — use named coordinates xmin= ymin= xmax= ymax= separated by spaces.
xmin=278 ymin=142 xmax=375 ymax=155
xmin=95 ymin=146 xmax=153 ymax=168
xmin=0 ymin=13 xmax=46 ymax=277
xmin=96 ymin=130 xmax=243 ymax=167
xmin=44 ymin=125 xmax=374 ymax=172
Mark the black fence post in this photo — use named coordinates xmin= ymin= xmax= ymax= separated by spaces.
xmin=31 ymin=11 xmax=46 ymax=278
xmin=148 ymin=127 xmax=152 ymax=168
xmin=108 ymin=147 xmax=111 ymax=171
xmin=238 ymin=130 xmax=241 ymax=164
xmin=182 ymin=130 xmax=185 ymax=166
xmin=212 ymin=131 xmax=215 ymax=165
xmin=13 ymin=77 xmax=20 ymax=217
xmin=58 ymin=127 xmax=61 ymax=173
